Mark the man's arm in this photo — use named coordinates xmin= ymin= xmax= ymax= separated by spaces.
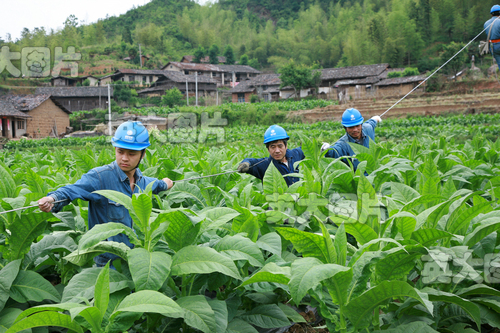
xmin=239 ymin=157 xmax=269 ymax=180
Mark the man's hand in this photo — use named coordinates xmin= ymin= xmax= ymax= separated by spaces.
xmin=162 ymin=177 xmax=174 ymax=190
xmin=371 ymin=115 xmax=382 ymax=123
xmin=38 ymin=196 xmax=55 ymax=213
xmin=237 ymin=162 xmax=250 ymax=173
xmin=321 ymin=142 xmax=331 ymax=152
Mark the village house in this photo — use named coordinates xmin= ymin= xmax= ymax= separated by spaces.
xmin=99 ymin=69 xmax=165 ymax=86
xmin=51 ymin=75 xmax=99 ymax=87
xmin=161 ymin=62 xmax=260 ymax=87
xmin=35 ymin=87 xmax=113 ymax=112
xmin=374 ymin=75 xmax=427 ymax=97
xmin=136 ymin=71 xmax=217 ymax=98
xmin=229 ymin=74 xmax=281 ymax=103
xmin=180 ymin=55 xmax=226 ymax=64
xmin=0 ymin=94 xmax=70 ymax=139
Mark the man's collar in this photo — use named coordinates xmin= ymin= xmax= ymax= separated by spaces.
xmin=113 ymin=161 xmax=143 ymax=183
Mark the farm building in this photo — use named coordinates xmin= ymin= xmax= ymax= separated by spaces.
xmin=136 ymin=71 xmax=217 ymax=98
xmin=35 ymin=87 xmax=113 ymax=112
xmin=50 ymin=75 xmax=99 ymax=87
xmin=0 ymin=94 xmax=70 ymax=139
xmin=99 ymin=69 xmax=166 ymax=86
xmin=180 ymin=55 xmax=226 ymax=64
xmin=375 ymin=75 xmax=427 ymax=97
xmin=229 ymin=74 xmax=281 ymax=103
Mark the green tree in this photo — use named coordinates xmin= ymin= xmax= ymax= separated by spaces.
xmin=135 ymin=23 xmax=162 ymax=47
xmin=128 ymin=46 xmax=138 ymax=59
xmin=122 ymin=26 xmax=133 ymax=44
xmin=162 ymin=87 xmax=184 ymax=107
xmin=278 ymin=60 xmax=321 ymax=98
xmin=441 ymin=42 xmax=466 ymax=81
xmin=194 ymin=46 xmax=206 ymax=63
xmin=208 ymin=44 xmax=219 ymax=64
xmin=223 ymin=45 xmax=235 ymax=64
xmin=114 ymin=82 xmax=132 ymax=102
xmin=95 ymin=20 xmax=105 ymax=44
xmin=239 ymin=54 xmax=249 ymax=65
xmin=82 ymin=79 xmax=90 ymax=86
xmin=248 ymin=58 xmax=260 ymax=70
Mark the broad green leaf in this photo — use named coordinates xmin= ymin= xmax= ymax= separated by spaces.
xmin=319 ymin=221 xmax=337 ymax=264
xmin=215 ymin=234 xmax=265 ymax=267
xmin=456 ymin=284 xmax=500 ymax=298
xmin=93 ymin=190 xmax=133 ymax=212
xmin=12 ymin=303 xmax=87 ymax=323
xmin=464 ymin=220 xmax=500 ymax=247
xmin=239 ymin=214 xmax=260 ymax=242
xmin=256 ymin=232 xmax=281 ymax=256
xmin=390 ymin=182 xmax=420 ymax=204
xmin=333 ymin=223 xmax=347 ymax=266
xmin=374 ymin=245 xmax=426 ymax=282
xmin=357 ymin=175 xmax=379 ymax=232
xmin=401 ymin=194 xmax=444 ymax=213
xmin=472 ymin=298 xmax=500 ymax=314
xmin=207 ymin=299 xmax=228 ymax=333
xmin=9 ymin=270 xmax=60 ymax=303
xmin=24 ymin=232 xmax=78 ymax=269
xmin=0 ymin=308 xmax=23 ymax=333
xmin=110 ymin=290 xmax=183 ymax=322
xmin=199 ymin=207 xmax=240 ymax=232
xmin=446 ymin=201 xmax=492 ymax=235
xmin=371 ymin=321 xmax=439 ymax=333
xmin=393 ymin=213 xmax=417 ymax=240
xmin=94 ymin=263 xmax=110 ymax=320
xmin=164 ymin=211 xmax=201 ymax=252
xmin=289 ymin=257 xmax=351 ymax=305
xmin=411 ymin=228 xmax=453 ymax=246
xmin=343 ymin=222 xmax=378 ymax=245
xmin=171 ymin=246 xmax=242 ymax=280
xmin=239 ymin=304 xmax=290 ymax=329
xmin=263 ymin=162 xmax=287 ymax=196
xmin=344 ymin=281 xmax=433 ymax=330
xmin=276 ymin=227 xmax=331 ymax=264
xmin=423 ymin=288 xmax=481 ymax=331
xmin=62 ymin=268 xmax=132 ymax=303
xmin=70 ymin=306 xmax=102 ymax=332
xmin=78 ymin=222 xmax=139 ymax=251
xmin=131 ymin=193 xmax=152 ymax=232
xmin=239 ymin=263 xmax=291 ymax=287
xmin=5 ymin=312 xmax=83 ymax=333
xmin=0 ymin=260 xmax=21 ymax=312
xmin=128 ymin=248 xmax=172 ymax=291
xmin=0 ymin=163 xmax=16 ymax=198
xmin=9 ymin=212 xmax=51 ymax=260
xmin=64 ymin=241 xmax=131 ymax=266
xmin=277 ymin=303 xmax=306 ymax=323
xmin=226 ymin=318 xmax=259 ymax=333
xmin=177 ymin=295 xmax=216 ymax=333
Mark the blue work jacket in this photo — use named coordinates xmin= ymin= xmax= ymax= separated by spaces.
xmin=324 ymin=119 xmax=377 ymax=170
xmin=485 ymin=17 xmax=500 ymax=55
xmin=242 ymin=147 xmax=305 ymax=186
xmin=48 ymin=161 xmax=168 ymax=266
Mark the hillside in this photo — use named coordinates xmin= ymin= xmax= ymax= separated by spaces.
xmin=0 ymin=0 xmax=498 ymax=78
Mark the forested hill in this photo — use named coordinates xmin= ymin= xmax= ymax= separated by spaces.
xmin=3 ymin=0 xmax=498 ymax=73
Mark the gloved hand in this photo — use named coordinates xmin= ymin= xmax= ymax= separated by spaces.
xmin=237 ymin=162 xmax=250 ymax=173
xmin=321 ymin=142 xmax=331 ymax=152
xmin=371 ymin=115 xmax=382 ymax=123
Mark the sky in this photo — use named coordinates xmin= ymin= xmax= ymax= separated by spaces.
xmin=0 ymin=0 xmax=209 ymax=42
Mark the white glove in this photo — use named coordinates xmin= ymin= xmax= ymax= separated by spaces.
xmin=321 ymin=142 xmax=331 ymax=152
xmin=371 ymin=115 xmax=382 ymax=123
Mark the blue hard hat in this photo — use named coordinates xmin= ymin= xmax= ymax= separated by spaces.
xmin=341 ymin=108 xmax=364 ymax=127
xmin=263 ymin=125 xmax=289 ymax=144
xmin=112 ymin=121 xmax=151 ymax=150
xmin=492 ymin=5 xmax=500 ymax=13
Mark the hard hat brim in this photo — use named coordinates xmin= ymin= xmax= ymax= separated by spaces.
xmin=264 ymin=135 xmax=290 ymax=144
xmin=112 ymin=139 xmax=150 ymax=151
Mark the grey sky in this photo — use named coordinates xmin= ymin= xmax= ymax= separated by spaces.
xmin=1 ymin=0 xmax=210 ymax=42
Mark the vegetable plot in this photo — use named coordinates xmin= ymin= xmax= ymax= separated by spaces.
xmin=0 ymin=128 xmax=499 ymax=332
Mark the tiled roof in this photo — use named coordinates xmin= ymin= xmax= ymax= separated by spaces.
xmin=161 ymin=71 xmax=217 ymax=84
xmin=375 ymin=75 xmax=426 ymax=86
xmin=229 ymin=74 xmax=281 ymax=93
xmin=5 ymin=94 xmax=70 ymax=114
xmin=162 ymin=62 xmax=260 ymax=74
xmin=35 ymin=87 xmax=113 ymax=97
xmin=229 ymin=81 xmax=255 ymax=93
xmin=181 ymin=55 xmax=227 ymax=63
xmin=334 ymin=76 xmax=381 ymax=86
xmin=321 ymin=63 xmax=390 ymax=80
xmin=0 ymin=98 xmax=31 ymax=118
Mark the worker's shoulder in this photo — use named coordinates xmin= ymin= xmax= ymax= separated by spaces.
xmin=92 ymin=161 xmax=117 ymax=176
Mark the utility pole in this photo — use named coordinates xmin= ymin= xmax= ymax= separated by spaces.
xmin=107 ymin=84 xmax=112 ymax=136
xmin=186 ymin=78 xmax=189 ymax=106
xmin=195 ymin=72 xmax=198 ymax=106
xmin=139 ymin=44 xmax=142 ymax=68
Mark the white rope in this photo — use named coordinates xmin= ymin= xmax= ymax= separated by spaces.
xmin=380 ymin=24 xmax=494 ymax=117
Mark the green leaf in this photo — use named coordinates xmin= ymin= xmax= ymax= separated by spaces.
xmin=110 ymin=290 xmax=183 ymax=322
xmin=371 ymin=321 xmax=439 ymax=333
xmin=215 ymin=234 xmax=265 ymax=267
xmin=390 ymin=182 xmax=420 ymax=204
xmin=226 ymin=318 xmax=259 ymax=333
xmin=9 ymin=212 xmax=51 ymax=260
xmin=93 ymin=190 xmax=133 ymax=212
xmin=344 ymin=281 xmax=433 ymax=330
xmin=333 ymin=223 xmax=347 ymax=266
xmin=239 ymin=304 xmax=290 ymax=328
xmin=62 ymin=268 xmax=132 ymax=303
xmin=70 ymin=306 xmax=102 ymax=332
xmin=357 ymin=175 xmax=379 ymax=232
xmin=131 ymin=193 xmax=152 ymax=232
xmin=78 ymin=222 xmax=139 ymax=251
xmin=128 ymin=248 xmax=172 ymax=291
xmin=0 ymin=163 xmax=16 ymax=198
xmin=289 ymin=257 xmax=351 ymax=305
xmin=12 ymin=303 xmax=87 ymax=323
xmin=343 ymin=222 xmax=378 ymax=245
xmin=256 ymin=232 xmax=281 ymax=257
xmin=94 ymin=263 xmax=110 ymax=320
xmin=464 ymin=220 xmax=500 ymax=247
xmin=456 ymin=284 xmax=500 ymax=298
xmin=277 ymin=303 xmax=306 ymax=323
xmin=164 ymin=211 xmax=201 ymax=252
xmin=64 ymin=241 xmax=131 ymax=266
xmin=446 ymin=201 xmax=492 ymax=235
xmin=276 ymin=227 xmax=331 ymax=264
xmin=5 ymin=312 xmax=83 ymax=333
xmin=393 ymin=212 xmax=417 ymax=240
xmin=319 ymin=221 xmax=337 ymax=264
xmin=411 ymin=228 xmax=453 ymax=246
xmin=199 ymin=207 xmax=240 ymax=232
xmin=177 ymin=295 xmax=216 ymax=333
xmin=0 ymin=260 xmax=21 ymax=312
xmin=9 ymin=270 xmax=60 ymax=303
xmin=374 ymin=245 xmax=426 ymax=281
xmin=263 ymin=162 xmax=288 ymax=196
xmin=207 ymin=299 xmax=228 ymax=333
xmin=239 ymin=263 xmax=291 ymax=287
xmin=423 ymin=288 xmax=481 ymax=331
xmin=0 ymin=308 xmax=23 ymax=333
xmin=171 ymin=246 xmax=242 ymax=280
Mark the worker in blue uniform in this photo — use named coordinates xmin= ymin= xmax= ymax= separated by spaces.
xmin=322 ymin=108 xmax=382 ymax=170
xmin=237 ymin=125 xmax=305 ymax=186
xmin=485 ymin=4 xmax=500 ymax=71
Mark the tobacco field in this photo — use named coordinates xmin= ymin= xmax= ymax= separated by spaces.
xmin=0 ymin=113 xmax=500 ymax=333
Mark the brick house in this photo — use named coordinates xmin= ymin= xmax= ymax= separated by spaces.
xmin=136 ymin=71 xmax=217 ymax=98
xmin=99 ymin=69 xmax=165 ymax=86
xmin=51 ymin=75 xmax=99 ymax=87
xmin=162 ymin=62 xmax=260 ymax=87
xmin=180 ymin=55 xmax=226 ymax=64
xmin=229 ymin=74 xmax=281 ymax=103
xmin=35 ymin=87 xmax=113 ymax=112
xmin=0 ymin=94 xmax=70 ymax=139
